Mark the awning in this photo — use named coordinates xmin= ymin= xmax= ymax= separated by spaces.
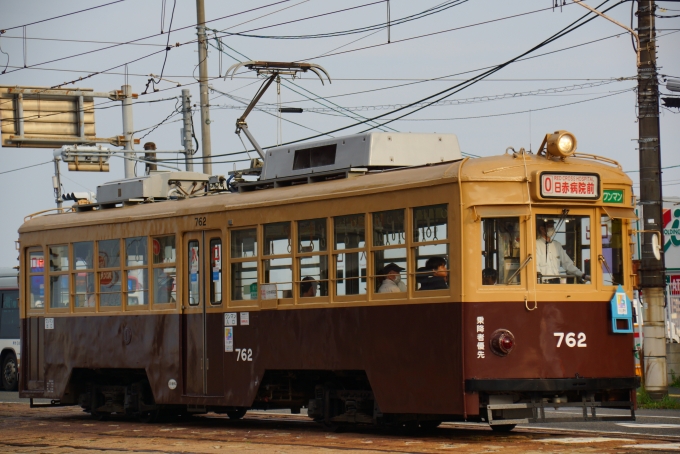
xmin=603 ymin=206 xmax=638 ymax=220
xmin=472 ymin=205 xmax=531 ymax=221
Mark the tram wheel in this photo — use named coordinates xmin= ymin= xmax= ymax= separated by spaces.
xmin=419 ymin=420 xmax=442 ymax=430
xmin=91 ymin=411 xmax=110 ymax=421
xmin=226 ymin=408 xmax=247 ymax=420
xmin=490 ymin=424 xmax=516 ymax=432
xmin=138 ymin=409 xmax=160 ymax=423
xmin=2 ymin=353 xmax=18 ymax=391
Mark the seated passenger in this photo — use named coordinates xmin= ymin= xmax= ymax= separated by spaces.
xmin=482 ymin=268 xmax=497 ymax=285
xmin=300 ymin=276 xmax=318 ymax=297
xmin=417 ymin=257 xmax=449 ymax=290
xmin=378 ymin=263 xmax=406 ymax=293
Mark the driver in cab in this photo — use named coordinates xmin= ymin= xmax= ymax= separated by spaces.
xmin=536 ymin=219 xmax=589 ymax=284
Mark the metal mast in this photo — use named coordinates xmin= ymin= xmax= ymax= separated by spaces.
xmin=196 ymin=0 xmax=212 ymax=175
xmin=637 ymin=0 xmax=667 ymax=399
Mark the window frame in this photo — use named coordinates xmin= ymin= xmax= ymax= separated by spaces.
xmin=411 ymin=204 xmax=450 ymax=296
xmin=295 ymin=218 xmax=330 ymax=304
xmin=261 ymin=221 xmax=294 ymax=304
xmin=47 ymin=244 xmax=70 ymax=313
xmin=370 ymin=208 xmax=409 ymax=300
xmin=331 ymin=213 xmax=368 ymax=303
xmin=26 ymin=247 xmax=45 ymax=314
xmin=228 ymin=226 xmax=260 ymax=308
xmin=72 ymin=241 xmax=96 ymax=312
xmin=124 ymin=236 xmax=150 ymax=312
xmin=97 ymin=238 xmax=123 ymax=312
xmin=151 ymin=235 xmax=177 ymax=310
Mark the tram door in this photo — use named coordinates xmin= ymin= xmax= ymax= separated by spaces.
xmin=183 ymin=231 xmax=224 ymax=396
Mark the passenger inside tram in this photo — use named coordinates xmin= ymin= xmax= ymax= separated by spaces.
xmin=536 ymin=218 xmax=590 ymax=284
xmin=416 ymin=256 xmax=449 ymax=290
xmin=378 ymin=263 xmax=406 ymax=293
xmin=482 ymin=267 xmax=497 ymax=285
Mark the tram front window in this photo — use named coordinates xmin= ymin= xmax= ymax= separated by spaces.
xmin=535 ymin=214 xmax=590 ymax=284
xmin=481 ymin=217 xmax=521 ymax=285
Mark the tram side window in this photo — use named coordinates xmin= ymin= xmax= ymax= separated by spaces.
xmin=600 ymin=216 xmax=625 ymax=286
xmin=73 ymin=241 xmax=95 ymax=308
xmin=297 ymin=218 xmax=328 ymax=298
xmin=49 ymin=245 xmax=70 ymax=308
xmin=125 ymin=237 xmax=148 ymax=306
xmin=188 ymin=240 xmax=200 ymax=306
xmin=481 ymin=218 xmax=521 ymax=285
xmin=413 ymin=205 xmax=449 ymax=291
xmin=28 ymin=250 xmax=45 ymax=309
xmin=263 ymin=222 xmax=293 ymax=299
xmin=209 ymin=238 xmax=222 ymax=305
xmin=152 ymin=235 xmax=176 ymax=305
xmin=231 ymin=229 xmax=258 ymax=301
xmin=373 ymin=209 xmax=407 ymax=293
xmin=334 ymin=214 xmax=367 ymax=296
xmin=98 ymin=239 xmax=122 ymax=307
xmin=535 ymin=215 xmax=591 ymax=284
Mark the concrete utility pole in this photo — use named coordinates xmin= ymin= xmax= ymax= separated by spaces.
xmin=182 ymin=89 xmax=194 ymax=171
xmin=52 ymin=153 xmax=63 ymax=209
xmin=637 ymin=0 xmax=667 ymax=399
xmin=196 ymin=0 xmax=212 ymax=175
xmin=121 ymin=84 xmax=135 ymax=178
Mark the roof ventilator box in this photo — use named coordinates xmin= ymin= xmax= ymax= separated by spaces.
xmin=96 ymin=171 xmax=211 ymax=206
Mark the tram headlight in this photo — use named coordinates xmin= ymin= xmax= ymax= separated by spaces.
xmin=546 ymin=130 xmax=577 ymax=158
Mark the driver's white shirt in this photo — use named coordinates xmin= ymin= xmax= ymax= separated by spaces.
xmin=535 ymin=236 xmax=583 ymax=279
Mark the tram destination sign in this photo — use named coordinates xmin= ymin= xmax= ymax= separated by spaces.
xmin=537 ymin=172 xmax=600 ymax=200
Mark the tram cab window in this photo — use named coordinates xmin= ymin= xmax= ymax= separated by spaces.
xmin=28 ymin=250 xmax=45 ymax=309
xmin=535 ymin=215 xmax=591 ymax=285
xmin=125 ymin=237 xmax=148 ymax=306
xmin=73 ymin=241 xmax=95 ymax=308
xmin=231 ymin=229 xmax=257 ymax=301
xmin=48 ymin=245 xmax=69 ymax=308
xmin=413 ymin=205 xmax=449 ymax=291
xmin=297 ymin=218 xmax=328 ymax=298
xmin=263 ymin=222 xmax=293 ymax=299
xmin=373 ymin=209 xmax=407 ymax=293
xmin=334 ymin=214 xmax=367 ymax=296
xmin=600 ymin=216 xmax=625 ymax=286
xmin=98 ymin=239 xmax=122 ymax=307
xmin=481 ymin=218 xmax=521 ymax=285
xmin=152 ymin=235 xmax=176 ymax=305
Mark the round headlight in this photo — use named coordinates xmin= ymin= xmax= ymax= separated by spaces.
xmin=546 ymin=130 xmax=577 ymax=158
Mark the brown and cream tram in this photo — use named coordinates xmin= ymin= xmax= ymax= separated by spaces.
xmin=18 ymin=130 xmax=638 ymax=430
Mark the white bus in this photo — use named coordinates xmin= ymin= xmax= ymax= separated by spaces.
xmin=0 ymin=268 xmax=19 ymax=390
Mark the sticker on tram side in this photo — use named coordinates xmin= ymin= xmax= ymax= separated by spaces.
xmin=476 ymin=316 xmax=485 ymax=359
xmin=553 ymin=332 xmax=587 ymax=347
xmin=225 ymin=312 xmax=237 ymax=326
xmin=240 ymin=312 xmax=250 ymax=325
xmin=45 ymin=318 xmax=54 ymax=330
xmin=225 ymin=326 xmax=234 ymax=352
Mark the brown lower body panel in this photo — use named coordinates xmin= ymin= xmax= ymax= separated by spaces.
xmin=19 ymin=300 xmax=635 ymax=417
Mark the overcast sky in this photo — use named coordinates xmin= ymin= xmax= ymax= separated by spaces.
xmin=0 ymin=0 xmax=678 ymax=267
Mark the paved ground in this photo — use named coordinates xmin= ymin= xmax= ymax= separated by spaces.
xmin=2 ymin=391 xmax=680 ymax=453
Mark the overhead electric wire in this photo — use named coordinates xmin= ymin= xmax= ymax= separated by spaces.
xmin=0 ymin=0 xmax=294 ymax=77
xmin=0 ymin=160 xmax=52 ymax=175
xmin=0 ymin=0 xmax=127 ymax=32
xmin=222 ymin=0 xmax=468 ymax=39
xmin=142 ymin=0 xmax=177 ymax=94
xmin=182 ymin=0 xmax=627 ymax=166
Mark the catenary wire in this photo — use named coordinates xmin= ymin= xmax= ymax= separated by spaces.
xmin=0 ymin=0 xmax=127 ymax=32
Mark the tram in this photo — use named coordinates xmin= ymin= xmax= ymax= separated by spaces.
xmin=18 ymin=130 xmax=638 ymax=430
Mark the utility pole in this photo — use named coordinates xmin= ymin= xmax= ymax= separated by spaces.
xmin=196 ymin=0 xmax=212 ymax=175
xmin=182 ymin=89 xmax=194 ymax=171
xmin=637 ymin=0 xmax=667 ymax=399
xmin=121 ymin=84 xmax=135 ymax=178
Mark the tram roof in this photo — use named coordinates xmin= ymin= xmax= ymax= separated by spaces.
xmin=19 ymin=152 xmax=631 ymax=234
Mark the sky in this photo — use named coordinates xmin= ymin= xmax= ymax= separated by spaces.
xmin=0 ymin=0 xmax=678 ymax=268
